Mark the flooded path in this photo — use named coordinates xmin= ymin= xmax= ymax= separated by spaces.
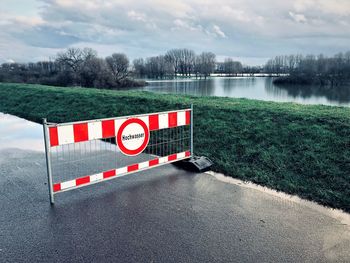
xmin=0 ymin=113 xmax=349 ymax=262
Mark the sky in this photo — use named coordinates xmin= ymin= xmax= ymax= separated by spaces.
xmin=0 ymin=0 xmax=350 ymax=66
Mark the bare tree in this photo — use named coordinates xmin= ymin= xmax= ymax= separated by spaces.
xmin=165 ymin=48 xmax=195 ymax=76
xmin=165 ymin=49 xmax=180 ymax=76
xmin=223 ymin=58 xmax=243 ymax=76
xmin=80 ymin=57 xmax=110 ymax=88
xmin=55 ymin=47 xmax=98 ymax=85
xmin=133 ymin=58 xmax=146 ymax=77
xmin=56 ymin=48 xmax=84 ymax=74
xmin=144 ymin=55 xmax=172 ymax=78
xmin=105 ymin=53 xmax=129 ymax=83
xmin=195 ymin=52 xmax=216 ymax=78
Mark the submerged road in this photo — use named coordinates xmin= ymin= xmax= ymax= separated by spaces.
xmin=1 ymin=148 xmax=350 ymax=263
xmin=0 ymin=113 xmax=349 ymax=262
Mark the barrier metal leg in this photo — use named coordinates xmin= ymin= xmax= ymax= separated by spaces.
xmin=43 ymin=118 xmax=54 ymax=204
xmin=190 ymin=104 xmax=194 ymax=156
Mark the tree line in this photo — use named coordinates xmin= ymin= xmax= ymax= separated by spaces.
xmin=264 ymin=52 xmax=350 ymax=86
xmin=2 ymin=46 xmax=349 ymax=89
xmin=0 ymin=47 xmax=247 ymax=88
xmin=0 ymin=48 xmax=143 ymax=89
xmin=133 ymin=49 xmax=248 ymax=78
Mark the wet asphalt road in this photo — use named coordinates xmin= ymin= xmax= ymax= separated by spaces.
xmin=0 ymin=147 xmax=349 ymax=263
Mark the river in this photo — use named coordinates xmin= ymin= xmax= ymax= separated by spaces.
xmin=133 ymin=77 xmax=350 ymax=107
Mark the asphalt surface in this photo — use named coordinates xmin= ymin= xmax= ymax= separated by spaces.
xmin=0 ymin=113 xmax=349 ymax=262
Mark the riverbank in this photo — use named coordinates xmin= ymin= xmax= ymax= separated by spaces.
xmin=274 ymin=75 xmax=350 ymax=87
xmin=0 ymin=83 xmax=349 ymax=212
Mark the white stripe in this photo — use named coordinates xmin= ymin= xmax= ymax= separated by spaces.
xmin=57 ymin=125 xmax=74 ymax=145
xmin=116 ymin=166 xmax=127 ymax=175
xmin=158 ymin=113 xmax=168 ymax=129
xmin=114 ymin=118 xmax=127 ymax=137
xmin=90 ymin=173 xmax=103 ymax=182
xmin=138 ymin=116 xmax=149 ymax=128
xmin=158 ymin=157 xmax=167 ymax=164
xmin=139 ymin=161 xmax=149 ymax=169
xmin=177 ymin=152 xmax=186 ymax=159
xmin=88 ymin=121 xmax=102 ymax=140
xmin=177 ymin=111 xmax=186 ymax=126
xmin=61 ymin=179 xmax=76 ymax=190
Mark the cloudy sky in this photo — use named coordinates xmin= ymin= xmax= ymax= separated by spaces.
xmin=1 ymin=0 xmax=350 ymax=65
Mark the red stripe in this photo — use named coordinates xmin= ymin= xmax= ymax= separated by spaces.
xmin=149 ymin=114 xmax=159 ymax=131
xmin=149 ymin=158 xmax=159 ymax=166
xmin=185 ymin=110 xmax=191 ymax=125
xmin=73 ymin=123 xmax=88 ymax=142
xmin=127 ymin=164 xmax=139 ymax=172
xmin=76 ymin=176 xmax=90 ymax=186
xmin=103 ymin=169 xmax=116 ymax=179
xmin=49 ymin=127 xmax=59 ymax=147
xmin=168 ymin=154 xmax=177 ymax=161
xmin=52 ymin=151 xmax=188 ymax=193
xmin=53 ymin=183 xmax=61 ymax=192
xmin=168 ymin=112 xmax=177 ymax=128
xmin=102 ymin=120 xmax=115 ymax=138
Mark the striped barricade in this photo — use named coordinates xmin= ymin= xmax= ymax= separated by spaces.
xmin=43 ymin=107 xmax=193 ymax=204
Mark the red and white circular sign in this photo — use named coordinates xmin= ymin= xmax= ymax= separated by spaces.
xmin=117 ymin=118 xmax=149 ymax=156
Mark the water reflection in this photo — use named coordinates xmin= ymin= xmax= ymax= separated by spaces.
xmin=146 ymin=79 xmax=216 ymax=96
xmin=222 ymin=77 xmax=256 ymax=91
xmin=0 ymin=112 xmax=44 ymax=151
xmin=141 ymin=77 xmax=350 ymax=106
xmin=273 ymin=84 xmax=350 ymax=105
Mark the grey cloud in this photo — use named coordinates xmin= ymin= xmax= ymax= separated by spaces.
xmin=13 ymin=25 xmax=80 ymax=48
xmin=0 ymin=0 xmax=349 ymax=65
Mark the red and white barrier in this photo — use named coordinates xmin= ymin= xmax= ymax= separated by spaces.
xmin=43 ymin=108 xmax=193 ymax=204
xmin=48 ymin=110 xmax=191 ymax=147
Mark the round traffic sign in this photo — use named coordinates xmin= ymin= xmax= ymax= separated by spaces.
xmin=116 ymin=118 xmax=149 ymax=156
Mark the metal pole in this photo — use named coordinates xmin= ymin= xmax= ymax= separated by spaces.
xmin=190 ymin=104 xmax=194 ymax=156
xmin=43 ymin=118 xmax=54 ymax=204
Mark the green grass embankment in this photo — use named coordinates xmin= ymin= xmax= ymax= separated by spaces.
xmin=0 ymin=83 xmax=349 ymax=212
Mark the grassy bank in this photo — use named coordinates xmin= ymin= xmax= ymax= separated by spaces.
xmin=1 ymin=83 xmax=349 ymax=212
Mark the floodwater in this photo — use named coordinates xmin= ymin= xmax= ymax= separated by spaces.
xmin=0 ymin=112 xmax=44 ymax=151
xmin=0 ymin=112 xmax=121 ymax=180
xmin=138 ymin=77 xmax=350 ymax=107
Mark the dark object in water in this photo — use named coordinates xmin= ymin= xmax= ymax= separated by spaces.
xmin=175 ymin=156 xmax=213 ymax=172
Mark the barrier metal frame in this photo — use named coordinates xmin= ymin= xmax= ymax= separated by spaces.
xmin=43 ymin=106 xmax=193 ymax=204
